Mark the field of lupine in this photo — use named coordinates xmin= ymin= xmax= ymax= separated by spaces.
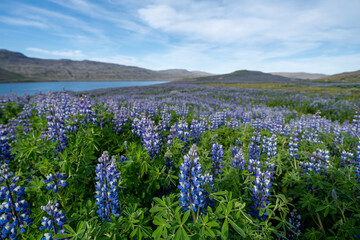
xmin=0 ymin=83 xmax=360 ymax=239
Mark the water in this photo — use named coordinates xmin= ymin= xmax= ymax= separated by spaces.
xmin=0 ymin=81 xmax=168 ymax=95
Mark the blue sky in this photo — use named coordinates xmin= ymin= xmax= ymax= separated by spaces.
xmin=1 ymin=0 xmax=359 ymax=74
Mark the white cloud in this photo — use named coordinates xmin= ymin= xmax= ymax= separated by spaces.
xmin=0 ymin=16 xmax=47 ymax=28
xmin=10 ymin=4 xmax=108 ymax=42
xmin=95 ymin=44 xmax=359 ymax=74
xmin=89 ymin=55 xmax=140 ymax=66
xmin=49 ymin=0 xmax=147 ymax=33
xmin=134 ymin=0 xmax=360 ymax=74
xmin=138 ymin=0 xmax=360 ymax=44
xmin=26 ymin=48 xmax=85 ymax=58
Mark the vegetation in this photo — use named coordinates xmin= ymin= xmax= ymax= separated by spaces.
xmin=201 ymin=82 xmax=360 ymax=97
xmin=0 ymin=83 xmax=359 ymax=239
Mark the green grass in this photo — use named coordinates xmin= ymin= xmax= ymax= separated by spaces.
xmin=200 ymin=82 xmax=360 ymax=97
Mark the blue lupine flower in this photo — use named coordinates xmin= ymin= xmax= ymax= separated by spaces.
xmin=44 ymin=172 xmax=68 ymax=194
xmin=340 ymin=151 xmax=349 ymax=168
xmin=142 ymin=125 xmax=161 ymax=159
xmin=42 ymin=233 xmax=53 ymax=240
xmin=247 ymin=159 xmax=261 ymax=175
xmin=299 ymin=149 xmax=330 ymax=174
xmin=262 ymin=135 xmax=277 ymax=159
xmin=287 ymin=209 xmax=302 ymax=239
xmin=201 ymin=173 xmax=215 ymax=209
xmin=249 ymin=135 xmax=261 ymax=161
xmin=288 ymin=134 xmax=300 ymax=159
xmin=352 ymin=111 xmax=360 ymax=135
xmin=158 ymin=108 xmax=171 ymax=132
xmin=131 ymin=114 xmax=150 ymax=138
xmin=231 ymin=148 xmax=246 ymax=170
xmin=210 ymin=143 xmax=224 ymax=176
xmin=174 ymin=119 xmax=190 ymax=143
xmin=94 ymin=151 xmax=121 ymax=222
xmin=0 ymin=125 xmax=13 ymax=164
xmin=112 ymin=106 xmax=128 ymax=133
xmin=355 ymin=141 xmax=360 ymax=183
xmin=0 ymin=164 xmax=33 ymax=240
xmin=209 ymin=111 xmax=226 ymax=130
xmin=250 ymin=167 xmax=272 ymax=220
xmin=159 ymin=149 xmax=175 ymax=196
xmin=225 ymin=119 xmax=241 ymax=129
xmin=46 ymin=114 xmax=68 ymax=152
xmin=178 ymin=144 xmax=205 ymax=212
xmin=190 ymin=119 xmax=206 ymax=142
xmin=40 ymin=200 xmax=66 ymax=237
xmin=119 ymin=155 xmax=128 ymax=163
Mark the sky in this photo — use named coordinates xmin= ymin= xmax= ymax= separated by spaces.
xmin=0 ymin=0 xmax=359 ymax=75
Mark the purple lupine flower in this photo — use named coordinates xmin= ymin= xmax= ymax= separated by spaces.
xmin=299 ymin=149 xmax=330 ymax=174
xmin=201 ymin=173 xmax=214 ymax=209
xmin=0 ymin=164 xmax=33 ymax=239
xmin=44 ymin=172 xmax=68 ymax=194
xmin=288 ymin=134 xmax=300 ymax=159
xmin=287 ymin=209 xmax=302 ymax=239
xmin=40 ymin=200 xmax=66 ymax=238
xmin=46 ymin=114 xmax=67 ymax=152
xmin=249 ymin=134 xmax=261 ymax=161
xmin=355 ymin=141 xmax=360 ymax=183
xmin=142 ymin=124 xmax=161 ymax=159
xmin=210 ymin=143 xmax=224 ymax=176
xmin=94 ymin=152 xmax=121 ymax=222
xmin=231 ymin=148 xmax=246 ymax=170
xmin=340 ymin=151 xmax=350 ymax=168
xmin=262 ymin=135 xmax=277 ymax=159
xmin=0 ymin=125 xmax=13 ymax=164
xmin=225 ymin=119 xmax=241 ymax=129
xmin=131 ymin=113 xmax=150 ymax=138
xmin=119 ymin=155 xmax=128 ymax=163
xmin=113 ymin=106 xmax=128 ymax=133
xmin=158 ymin=108 xmax=171 ymax=131
xmin=174 ymin=119 xmax=190 ymax=143
xmin=159 ymin=149 xmax=175 ymax=196
xmin=178 ymin=145 xmax=205 ymax=212
xmin=250 ymin=167 xmax=272 ymax=220
xmin=190 ymin=119 xmax=206 ymax=143
xmin=209 ymin=111 xmax=226 ymax=130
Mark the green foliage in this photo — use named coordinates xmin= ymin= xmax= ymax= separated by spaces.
xmin=1 ymin=94 xmax=360 ymax=240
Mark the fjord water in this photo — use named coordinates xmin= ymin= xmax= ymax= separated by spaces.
xmin=0 ymin=81 xmax=168 ymax=95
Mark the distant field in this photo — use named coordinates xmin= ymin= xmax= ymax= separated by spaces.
xmin=200 ymin=82 xmax=360 ymax=97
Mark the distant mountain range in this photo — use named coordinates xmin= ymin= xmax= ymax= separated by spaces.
xmin=0 ymin=49 xmax=213 ymax=82
xmin=1 ymin=49 xmax=359 ymax=84
xmin=177 ymin=70 xmax=295 ymax=83
xmin=269 ymin=72 xmax=328 ymax=79
xmin=177 ymin=69 xmax=360 ymax=84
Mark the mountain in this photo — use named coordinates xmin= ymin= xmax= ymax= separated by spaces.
xmin=178 ymin=70 xmax=294 ymax=83
xmin=0 ymin=49 xmax=212 ymax=82
xmin=157 ymin=69 xmax=213 ymax=79
xmin=316 ymin=70 xmax=360 ymax=83
xmin=0 ymin=67 xmax=27 ymax=82
xmin=270 ymin=72 xmax=328 ymax=80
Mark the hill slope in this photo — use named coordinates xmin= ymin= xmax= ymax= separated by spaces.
xmin=178 ymin=70 xmax=294 ymax=84
xmin=316 ymin=70 xmax=360 ymax=83
xmin=0 ymin=49 xmax=212 ymax=82
xmin=270 ymin=72 xmax=328 ymax=79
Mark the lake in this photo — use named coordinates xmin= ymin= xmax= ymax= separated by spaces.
xmin=0 ymin=81 xmax=168 ymax=95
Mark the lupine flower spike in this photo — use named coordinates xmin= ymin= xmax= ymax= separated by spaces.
xmin=40 ymin=200 xmax=67 ymax=239
xmin=44 ymin=172 xmax=68 ymax=193
xmin=94 ymin=151 xmax=121 ymax=222
xmin=178 ymin=144 xmax=205 ymax=212
xmin=0 ymin=164 xmax=33 ymax=240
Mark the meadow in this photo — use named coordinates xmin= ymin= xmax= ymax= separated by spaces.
xmin=0 ymin=83 xmax=359 ymax=239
